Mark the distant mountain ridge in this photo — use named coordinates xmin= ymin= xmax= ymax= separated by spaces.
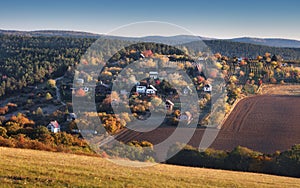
xmin=230 ymin=37 xmax=300 ymax=48
xmin=0 ymin=29 xmax=101 ymax=38
xmin=1 ymin=29 xmax=300 ymax=48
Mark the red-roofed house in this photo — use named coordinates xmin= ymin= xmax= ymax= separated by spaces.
xmin=142 ymin=50 xmax=153 ymax=57
xmin=47 ymin=121 xmax=60 ymax=133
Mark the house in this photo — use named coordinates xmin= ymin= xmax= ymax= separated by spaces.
xmin=76 ymin=78 xmax=84 ymax=85
xmin=47 ymin=121 xmax=60 ymax=133
xmin=146 ymin=88 xmax=156 ymax=95
xmin=179 ymin=111 xmax=193 ymax=124
xmin=165 ymin=100 xmax=174 ymax=111
xmin=149 ymin=71 xmax=159 ymax=79
xmin=136 ymin=86 xmax=147 ymax=94
xmin=146 ymin=85 xmax=157 ymax=95
xmin=142 ymin=50 xmax=153 ymax=57
xmin=66 ymin=113 xmax=77 ymax=122
xmin=204 ymin=84 xmax=212 ymax=92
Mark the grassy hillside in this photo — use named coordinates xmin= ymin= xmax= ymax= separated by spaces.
xmin=1 ymin=147 xmax=300 ymax=187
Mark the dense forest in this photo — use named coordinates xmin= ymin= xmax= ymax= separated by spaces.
xmin=0 ymin=35 xmax=95 ymax=96
xmin=191 ymin=40 xmax=300 ymax=60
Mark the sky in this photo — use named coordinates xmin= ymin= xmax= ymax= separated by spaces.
xmin=1 ymin=0 xmax=300 ymax=40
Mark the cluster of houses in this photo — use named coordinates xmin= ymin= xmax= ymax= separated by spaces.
xmin=136 ymin=84 xmax=157 ymax=95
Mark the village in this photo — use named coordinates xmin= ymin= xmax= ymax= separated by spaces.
xmin=1 ymin=43 xmax=300 ymax=139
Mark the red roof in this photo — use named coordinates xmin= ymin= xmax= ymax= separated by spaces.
xmin=50 ymin=121 xmax=60 ymax=128
xmin=142 ymin=50 xmax=153 ymax=57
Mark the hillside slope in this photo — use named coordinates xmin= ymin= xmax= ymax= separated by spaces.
xmin=1 ymin=147 xmax=300 ymax=187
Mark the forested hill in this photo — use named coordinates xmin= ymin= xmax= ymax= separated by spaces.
xmin=186 ymin=40 xmax=300 ymax=60
xmin=0 ymin=35 xmax=95 ymax=96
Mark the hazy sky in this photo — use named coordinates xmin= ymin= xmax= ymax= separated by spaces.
xmin=1 ymin=0 xmax=300 ymax=40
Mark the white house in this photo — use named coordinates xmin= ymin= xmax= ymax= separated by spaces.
xmin=149 ymin=71 xmax=159 ymax=79
xmin=165 ymin=99 xmax=174 ymax=111
xmin=146 ymin=85 xmax=157 ymax=95
xmin=146 ymin=89 xmax=156 ymax=95
xmin=204 ymin=84 xmax=212 ymax=92
xmin=136 ymin=86 xmax=147 ymax=94
xmin=76 ymin=78 xmax=84 ymax=85
xmin=47 ymin=121 xmax=60 ymax=133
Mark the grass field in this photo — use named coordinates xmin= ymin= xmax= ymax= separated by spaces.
xmin=1 ymin=147 xmax=300 ymax=187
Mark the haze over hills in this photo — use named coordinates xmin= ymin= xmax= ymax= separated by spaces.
xmin=0 ymin=29 xmax=101 ymax=38
xmin=230 ymin=37 xmax=300 ymax=48
xmin=2 ymin=29 xmax=300 ymax=48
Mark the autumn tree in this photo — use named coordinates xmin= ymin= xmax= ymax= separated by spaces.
xmin=45 ymin=92 xmax=53 ymax=100
xmin=47 ymin=79 xmax=56 ymax=88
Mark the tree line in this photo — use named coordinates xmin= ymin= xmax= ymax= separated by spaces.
xmin=167 ymin=143 xmax=300 ymax=178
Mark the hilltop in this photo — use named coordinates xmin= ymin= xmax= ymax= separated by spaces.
xmin=1 ymin=147 xmax=300 ymax=187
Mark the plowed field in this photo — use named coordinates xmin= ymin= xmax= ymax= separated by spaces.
xmin=115 ymin=95 xmax=300 ymax=153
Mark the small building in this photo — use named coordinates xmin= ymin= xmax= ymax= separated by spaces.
xmin=136 ymin=86 xmax=147 ymax=94
xmin=76 ymin=78 xmax=84 ymax=85
xmin=204 ymin=84 xmax=212 ymax=92
xmin=149 ymin=71 xmax=159 ymax=79
xmin=47 ymin=121 xmax=60 ymax=133
xmin=165 ymin=100 xmax=174 ymax=111
xmin=66 ymin=113 xmax=77 ymax=122
xmin=146 ymin=85 xmax=157 ymax=95
xmin=142 ymin=50 xmax=153 ymax=57
xmin=146 ymin=89 xmax=156 ymax=95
